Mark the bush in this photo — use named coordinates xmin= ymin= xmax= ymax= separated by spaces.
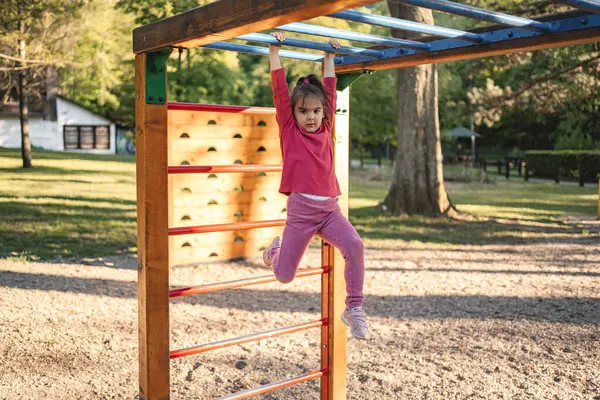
xmin=525 ymin=150 xmax=600 ymax=184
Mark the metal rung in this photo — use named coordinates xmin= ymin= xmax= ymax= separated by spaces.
xmin=394 ymin=0 xmax=551 ymax=32
xmin=169 ymin=267 xmax=328 ymax=298
xmin=168 ymin=102 xmax=275 ymax=114
xmin=236 ymin=32 xmax=384 ymax=58
xmin=168 ymin=165 xmax=282 ymax=174
xmin=168 ymin=219 xmax=286 ymax=236
xmin=170 ymin=319 xmax=325 ymax=359
xmin=216 ymin=369 xmax=326 ymax=400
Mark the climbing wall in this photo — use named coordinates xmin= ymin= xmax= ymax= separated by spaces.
xmin=167 ymin=104 xmax=287 ymax=265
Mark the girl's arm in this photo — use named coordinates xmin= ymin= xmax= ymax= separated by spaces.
xmin=323 ymin=40 xmax=340 ymax=127
xmin=323 ymin=40 xmax=340 ymax=78
xmin=269 ymin=32 xmax=293 ymax=130
xmin=269 ymin=32 xmax=285 ymax=71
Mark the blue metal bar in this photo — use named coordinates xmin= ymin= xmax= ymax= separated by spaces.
xmin=334 ymin=13 xmax=600 ymax=69
xmin=329 ymin=9 xmax=484 ymax=43
xmin=236 ymin=32 xmax=384 ymax=58
xmin=203 ymin=42 xmax=342 ymax=63
xmin=276 ymin=22 xmax=431 ymax=50
xmin=393 ymin=0 xmax=552 ymax=32
xmin=556 ymin=0 xmax=600 ymax=14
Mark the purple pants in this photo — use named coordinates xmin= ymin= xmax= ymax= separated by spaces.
xmin=269 ymin=193 xmax=365 ymax=308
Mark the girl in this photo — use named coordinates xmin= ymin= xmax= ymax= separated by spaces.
xmin=263 ymin=32 xmax=369 ymax=340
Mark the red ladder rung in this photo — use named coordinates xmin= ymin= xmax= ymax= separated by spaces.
xmin=169 ymin=267 xmax=328 ymax=298
xmin=216 ymin=369 xmax=326 ymax=400
xmin=169 ymin=219 xmax=286 ymax=236
xmin=170 ymin=319 xmax=326 ymax=359
xmin=168 ymin=165 xmax=282 ymax=174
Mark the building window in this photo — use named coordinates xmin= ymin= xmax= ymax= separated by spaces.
xmin=63 ymin=125 xmax=110 ymax=150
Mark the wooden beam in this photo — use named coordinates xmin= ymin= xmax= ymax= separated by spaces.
xmin=336 ymin=24 xmax=600 ymax=73
xmin=325 ymin=86 xmax=351 ymax=399
xmin=133 ymin=0 xmax=379 ymax=53
xmin=136 ymin=53 xmax=171 ymax=400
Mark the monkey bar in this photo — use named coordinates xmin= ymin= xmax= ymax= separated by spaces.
xmin=133 ymin=0 xmax=600 ymax=77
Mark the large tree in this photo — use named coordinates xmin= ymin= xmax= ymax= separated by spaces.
xmin=383 ymin=3 xmax=452 ymax=216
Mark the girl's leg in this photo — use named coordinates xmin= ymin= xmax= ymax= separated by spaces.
xmin=317 ymin=210 xmax=365 ymax=309
xmin=270 ymin=195 xmax=320 ymax=283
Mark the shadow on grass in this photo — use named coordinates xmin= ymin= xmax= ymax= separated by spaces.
xmin=0 ymin=200 xmax=136 ymax=260
xmin=350 ymin=205 xmax=599 ymax=246
xmin=1 ymin=270 xmax=598 ymax=324
xmin=0 ymin=166 xmax=135 ymax=178
xmin=0 ymin=148 xmax=135 ymax=164
xmin=0 ymin=194 xmax=136 ymax=206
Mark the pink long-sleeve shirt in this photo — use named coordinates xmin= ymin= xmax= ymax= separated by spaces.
xmin=270 ymin=68 xmax=341 ymax=197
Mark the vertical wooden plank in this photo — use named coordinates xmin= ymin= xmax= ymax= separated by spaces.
xmin=136 ymin=53 xmax=170 ymax=400
xmin=325 ymin=86 xmax=351 ymax=400
xmin=320 ymin=241 xmax=331 ymax=400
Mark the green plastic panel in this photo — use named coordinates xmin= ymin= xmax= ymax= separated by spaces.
xmin=146 ymin=47 xmax=173 ymax=104
xmin=336 ymin=70 xmax=372 ymax=91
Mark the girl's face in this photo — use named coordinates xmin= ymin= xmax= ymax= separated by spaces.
xmin=293 ymin=96 xmax=324 ymax=133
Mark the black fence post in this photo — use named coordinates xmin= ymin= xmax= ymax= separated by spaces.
xmin=555 ymin=169 xmax=560 ymax=184
xmin=482 ymin=159 xmax=487 ymax=173
xmin=579 ymin=168 xmax=585 ymax=187
xmin=524 ymin=162 xmax=529 ymax=181
xmin=517 ymin=159 xmax=522 ymax=176
xmin=505 ymin=158 xmax=510 ymax=180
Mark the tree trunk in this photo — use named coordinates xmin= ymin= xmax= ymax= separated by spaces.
xmin=19 ymin=20 xmax=32 ymax=168
xmin=384 ymin=3 xmax=451 ymax=216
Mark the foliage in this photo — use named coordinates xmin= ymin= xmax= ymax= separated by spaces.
xmin=60 ymin=1 xmax=135 ymax=120
xmin=525 ymin=150 xmax=600 ymax=182
xmin=1 ymin=1 xmax=90 ymax=96
xmin=2 ymin=0 xmax=599 ymax=153
xmin=452 ymin=1 xmax=600 ymax=151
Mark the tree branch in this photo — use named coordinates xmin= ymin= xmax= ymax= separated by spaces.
xmin=0 ymin=53 xmax=47 ymax=64
xmin=480 ymin=54 xmax=600 ymax=111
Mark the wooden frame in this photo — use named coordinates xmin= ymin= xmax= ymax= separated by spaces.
xmin=135 ymin=53 xmax=171 ymax=400
xmin=132 ymin=0 xmax=379 ymax=53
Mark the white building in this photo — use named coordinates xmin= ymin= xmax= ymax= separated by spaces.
xmin=0 ymin=95 xmax=117 ymax=154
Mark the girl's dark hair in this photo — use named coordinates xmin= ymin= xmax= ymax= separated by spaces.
xmin=290 ymin=74 xmax=330 ymax=120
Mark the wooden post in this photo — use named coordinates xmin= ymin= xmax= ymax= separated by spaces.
xmin=322 ymin=86 xmax=351 ymax=400
xmin=136 ymin=52 xmax=171 ymax=400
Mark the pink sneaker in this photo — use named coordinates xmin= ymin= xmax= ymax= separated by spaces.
xmin=262 ymin=236 xmax=281 ymax=267
xmin=341 ymin=306 xmax=370 ymax=340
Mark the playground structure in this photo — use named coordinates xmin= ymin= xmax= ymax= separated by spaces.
xmin=133 ymin=1 xmax=600 ymax=399
xmin=167 ymin=103 xmax=287 ymax=264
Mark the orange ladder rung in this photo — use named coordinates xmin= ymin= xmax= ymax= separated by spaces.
xmin=168 ymin=219 xmax=286 ymax=236
xmin=170 ymin=319 xmax=326 ymax=359
xmin=168 ymin=164 xmax=283 ymax=174
xmin=216 ymin=369 xmax=326 ymax=400
xmin=169 ymin=267 xmax=328 ymax=298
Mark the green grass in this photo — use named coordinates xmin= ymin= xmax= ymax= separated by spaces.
xmin=0 ymin=148 xmax=136 ymax=261
xmin=0 ymin=149 xmax=597 ymax=260
xmin=349 ymin=165 xmax=598 ymax=247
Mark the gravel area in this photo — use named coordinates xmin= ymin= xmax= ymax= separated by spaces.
xmin=1 ymin=216 xmax=599 ymax=399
